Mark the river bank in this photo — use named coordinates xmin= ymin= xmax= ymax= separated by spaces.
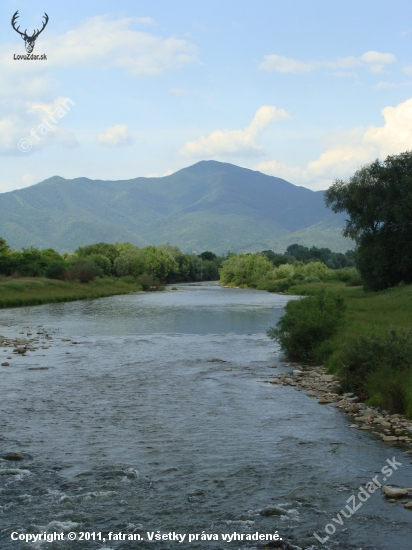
xmin=0 ymin=276 xmax=147 ymax=309
xmin=263 ymin=361 xmax=412 ymax=509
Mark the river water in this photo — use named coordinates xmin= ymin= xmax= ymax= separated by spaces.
xmin=0 ymin=283 xmax=411 ymax=550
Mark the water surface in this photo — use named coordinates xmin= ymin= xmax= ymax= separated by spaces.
xmin=0 ymin=283 xmax=411 ymax=549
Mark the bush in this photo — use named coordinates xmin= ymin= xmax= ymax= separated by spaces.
xmin=303 ymin=275 xmax=321 ymax=283
xmin=346 ymin=273 xmax=363 ymax=287
xmin=339 ymin=329 xmax=412 ymax=415
xmin=69 ymin=260 xmax=102 ymax=283
xmin=267 ymin=288 xmax=346 ymax=361
xmin=45 ymin=262 xmax=67 ymax=280
xmin=137 ymin=273 xmax=159 ymax=291
xmin=87 ymin=254 xmax=112 ymax=276
xmin=265 ymin=279 xmax=294 ymax=293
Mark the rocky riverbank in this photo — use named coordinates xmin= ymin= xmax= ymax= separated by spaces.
xmin=264 ymin=362 xmax=412 ymax=444
xmin=263 ymin=362 xmax=412 ymax=509
xmin=0 ymin=325 xmax=53 ymax=366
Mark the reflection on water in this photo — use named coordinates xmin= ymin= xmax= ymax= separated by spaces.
xmin=0 ymin=283 xmax=411 ymax=549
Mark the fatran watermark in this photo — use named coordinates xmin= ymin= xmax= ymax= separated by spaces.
xmin=18 ymin=98 xmax=75 ymax=153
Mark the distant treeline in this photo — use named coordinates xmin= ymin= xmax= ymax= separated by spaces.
xmin=261 ymin=244 xmax=355 ymax=269
xmin=0 ymin=238 xmax=225 ymax=289
xmin=220 ymin=246 xmax=360 ymax=292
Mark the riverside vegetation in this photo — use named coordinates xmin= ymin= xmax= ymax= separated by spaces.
xmin=220 ymin=152 xmax=412 ymax=420
xmin=220 ymin=252 xmax=412 ymax=419
xmin=0 ymin=239 xmax=224 ymax=308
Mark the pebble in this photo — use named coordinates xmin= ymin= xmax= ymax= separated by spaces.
xmin=1 ymin=362 xmax=10 ymax=366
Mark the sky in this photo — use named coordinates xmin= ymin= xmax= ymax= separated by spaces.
xmin=1 ymin=0 xmax=412 ymax=192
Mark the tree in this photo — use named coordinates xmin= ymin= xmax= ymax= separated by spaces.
xmin=325 ymin=151 xmax=412 ymax=291
xmin=0 ymin=238 xmax=9 ymax=253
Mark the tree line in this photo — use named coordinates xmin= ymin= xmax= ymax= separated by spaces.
xmin=0 ymin=240 xmax=225 ymax=289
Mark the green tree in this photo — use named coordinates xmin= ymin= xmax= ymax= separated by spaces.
xmin=325 ymin=151 xmax=412 ymax=291
xmin=113 ymin=248 xmax=148 ymax=278
xmin=0 ymin=238 xmax=9 ymax=253
xmin=75 ymin=242 xmax=120 ymax=264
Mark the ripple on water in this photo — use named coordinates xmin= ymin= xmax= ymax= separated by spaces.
xmin=0 ymin=284 xmax=411 ymax=549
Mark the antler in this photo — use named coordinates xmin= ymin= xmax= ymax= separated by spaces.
xmin=11 ymin=11 xmax=25 ymax=37
xmin=32 ymin=13 xmax=49 ymax=40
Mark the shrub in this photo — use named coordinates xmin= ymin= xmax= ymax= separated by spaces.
xmin=87 ymin=254 xmax=112 ymax=276
xmin=69 ymin=260 xmax=102 ymax=283
xmin=339 ymin=329 xmax=412 ymax=414
xmin=45 ymin=262 xmax=67 ymax=280
xmin=303 ymin=275 xmax=321 ymax=283
xmin=137 ymin=273 xmax=159 ymax=291
xmin=265 ymin=279 xmax=294 ymax=293
xmin=346 ymin=273 xmax=363 ymax=287
xmin=267 ymin=288 xmax=346 ymax=361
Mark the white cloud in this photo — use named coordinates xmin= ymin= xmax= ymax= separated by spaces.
xmin=21 ymin=174 xmax=36 ymax=186
xmin=363 ymin=97 xmax=412 ymax=156
xmin=255 ymin=97 xmax=412 ymax=190
xmin=0 ymin=15 xmax=198 ymax=104
xmin=0 ymin=174 xmax=38 ymax=193
xmin=179 ymin=106 xmax=291 ymax=158
xmin=259 ymin=51 xmax=396 ymax=74
xmin=0 ymin=97 xmax=78 ymax=156
xmin=375 ymin=81 xmax=398 ymax=89
xmin=146 ymin=169 xmax=174 ymax=177
xmin=38 ymin=15 xmax=199 ymax=76
xmin=0 ymin=15 xmax=197 ymax=158
xmin=97 ymin=125 xmax=134 ymax=147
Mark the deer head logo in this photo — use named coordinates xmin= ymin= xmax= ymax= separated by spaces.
xmin=11 ymin=11 xmax=49 ymax=54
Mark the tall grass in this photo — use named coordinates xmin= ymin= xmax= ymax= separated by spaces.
xmin=285 ymin=282 xmax=412 ymax=417
xmin=0 ymin=277 xmax=143 ymax=309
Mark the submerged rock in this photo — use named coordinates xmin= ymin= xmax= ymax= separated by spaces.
xmin=260 ymin=506 xmax=287 ymax=516
xmin=1 ymin=452 xmax=25 ymax=461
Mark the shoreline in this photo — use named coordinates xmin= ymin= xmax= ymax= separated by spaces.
xmin=264 ymin=362 xmax=412 ymax=445
xmin=0 ymin=277 xmax=146 ymax=310
xmin=262 ymin=362 xmax=412 ymax=506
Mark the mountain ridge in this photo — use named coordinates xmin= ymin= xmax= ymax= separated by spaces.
xmin=0 ymin=161 xmax=352 ymax=254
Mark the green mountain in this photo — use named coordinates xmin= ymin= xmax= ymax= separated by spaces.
xmin=0 ymin=161 xmax=352 ymax=254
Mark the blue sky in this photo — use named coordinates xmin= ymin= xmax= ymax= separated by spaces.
xmin=1 ymin=0 xmax=412 ymax=192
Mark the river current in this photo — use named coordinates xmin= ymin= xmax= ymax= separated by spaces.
xmin=0 ymin=283 xmax=411 ymax=549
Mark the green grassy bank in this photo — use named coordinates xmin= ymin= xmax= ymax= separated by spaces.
xmin=283 ymin=281 xmax=412 ymax=417
xmin=0 ymin=277 xmax=144 ymax=309
xmin=285 ymin=281 xmax=412 ymax=344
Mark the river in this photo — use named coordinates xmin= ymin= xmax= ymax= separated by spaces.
xmin=0 ymin=282 xmax=411 ymax=549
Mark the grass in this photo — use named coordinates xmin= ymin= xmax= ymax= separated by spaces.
xmin=0 ymin=276 xmax=144 ymax=309
xmin=284 ymin=281 xmax=412 ymax=417
xmin=285 ymin=281 xmax=412 ymax=350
